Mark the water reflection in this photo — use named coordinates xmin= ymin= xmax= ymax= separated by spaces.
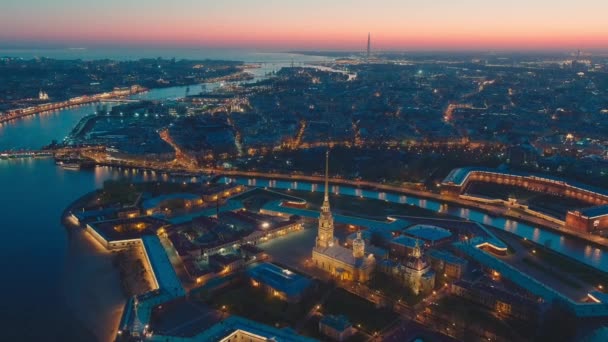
xmin=221 ymin=176 xmax=608 ymax=272
xmin=532 ymin=228 xmax=540 ymax=242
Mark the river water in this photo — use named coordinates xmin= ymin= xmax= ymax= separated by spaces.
xmin=0 ymin=51 xmax=605 ymax=340
xmin=217 ymin=176 xmax=607 ymax=273
xmin=0 ymin=52 xmax=329 ymax=341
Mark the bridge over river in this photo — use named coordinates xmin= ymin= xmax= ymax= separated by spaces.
xmin=0 ymin=146 xmax=105 ymax=159
xmin=0 ymin=150 xmax=53 ymax=159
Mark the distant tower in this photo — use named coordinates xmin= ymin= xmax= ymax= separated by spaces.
xmin=352 ymin=230 xmax=365 ymax=259
xmin=316 ymin=150 xmax=337 ymax=248
xmin=366 ymin=33 xmax=371 ymax=59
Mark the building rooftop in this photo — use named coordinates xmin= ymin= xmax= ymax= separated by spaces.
xmin=142 ymin=235 xmax=185 ymax=297
xmin=87 ymin=216 xmax=166 ymax=242
xmin=73 ymin=207 xmax=118 ymax=223
xmin=167 ymin=199 xmax=244 ymax=225
xmin=588 ymin=291 xmax=608 ymax=304
xmin=404 ymin=224 xmax=452 ymax=242
xmin=248 ymin=263 xmax=312 ymax=298
xmin=157 ymin=315 xmax=318 ymax=342
xmin=391 ymin=235 xmax=422 ymax=249
xmin=319 ymin=314 xmax=352 ymax=332
xmin=366 ymin=245 xmax=388 ymax=259
xmin=442 ymin=167 xmax=608 ymax=198
xmin=183 ymin=259 xmax=212 ymax=278
xmin=453 ymin=280 xmax=538 ymax=308
xmin=428 ymin=249 xmax=468 ymax=266
xmin=198 ymin=183 xmax=242 ymax=196
xmin=209 ymin=253 xmax=242 ymax=266
xmin=471 ymin=223 xmax=509 ymax=251
xmin=455 ymin=241 xmax=608 ymax=318
xmin=118 ymin=236 xmax=187 ymax=336
xmin=580 ymin=326 xmax=608 ymax=342
xmin=576 ymin=204 xmax=608 ymax=218
xmin=167 ymin=232 xmax=198 ymax=256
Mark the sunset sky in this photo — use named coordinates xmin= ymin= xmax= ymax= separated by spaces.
xmin=1 ymin=0 xmax=607 ymax=51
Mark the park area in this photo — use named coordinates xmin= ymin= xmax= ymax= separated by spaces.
xmin=198 ymin=281 xmax=325 ymax=328
xmin=93 ymin=179 xmax=203 ymax=207
xmin=277 ymin=189 xmax=453 ymax=221
xmin=231 ymin=187 xmax=305 ymax=211
xmin=322 ymin=288 xmax=399 ymax=335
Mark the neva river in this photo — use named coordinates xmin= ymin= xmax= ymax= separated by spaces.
xmin=221 ymin=177 xmax=607 ymax=272
xmin=0 ymin=51 xmax=329 ymax=341
xmin=0 ymin=50 xmax=606 ymax=340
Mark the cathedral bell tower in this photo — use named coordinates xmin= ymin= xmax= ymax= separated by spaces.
xmin=316 ymin=150 xmax=337 ymax=248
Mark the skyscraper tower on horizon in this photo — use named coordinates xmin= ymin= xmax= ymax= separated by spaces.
xmin=366 ymin=32 xmax=371 ymax=59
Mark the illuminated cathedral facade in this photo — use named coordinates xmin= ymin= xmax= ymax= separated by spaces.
xmin=379 ymin=240 xmax=435 ymax=295
xmin=312 ymin=150 xmax=375 ymax=282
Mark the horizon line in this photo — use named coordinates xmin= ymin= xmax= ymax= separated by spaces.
xmin=1 ymin=43 xmax=607 ymax=55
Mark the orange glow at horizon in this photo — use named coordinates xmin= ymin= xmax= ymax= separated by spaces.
xmin=1 ymin=0 xmax=607 ymax=50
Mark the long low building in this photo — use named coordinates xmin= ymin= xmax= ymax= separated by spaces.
xmin=150 ymin=315 xmax=318 ymax=342
xmin=199 ymin=215 xmax=304 ymax=256
xmin=141 ymin=235 xmax=185 ymax=298
xmin=80 ymin=216 xmax=185 ymax=339
xmin=248 ymin=263 xmax=313 ymax=303
xmin=565 ymin=205 xmax=608 ymax=234
xmin=441 ymin=167 xmax=608 ymax=232
xmin=117 ymin=235 xmax=186 ymax=338
xmin=450 ymin=280 xmax=541 ymax=321
xmin=403 ymin=224 xmax=453 ymax=246
xmin=85 ymin=216 xmax=168 ymax=250
xmin=442 ymin=167 xmax=608 ymax=205
xmin=454 ymin=241 xmax=608 ymax=318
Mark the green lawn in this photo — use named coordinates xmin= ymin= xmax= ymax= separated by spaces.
xmin=367 ymin=272 xmax=424 ymax=305
xmin=231 ymin=188 xmax=306 ymax=211
xmin=97 ymin=179 xmax=203 ymax=206
xmin=434 ymin=295 xmax=518 ymax=340
xmin=278 ymin=189 xmax=455 ymax=220
xmin=521 ymin=240 xmax=608 ymax=293
xmin=322 ymin=288 xmax=398 ymax=333
xmin=201 ymin=284 xmax=317 ymax=327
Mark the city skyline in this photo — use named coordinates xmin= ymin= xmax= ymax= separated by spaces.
xmin=2 ymin=2 xmax=608 ymax=341
xmin=2 ymin=0 xmax=608 ymax=51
